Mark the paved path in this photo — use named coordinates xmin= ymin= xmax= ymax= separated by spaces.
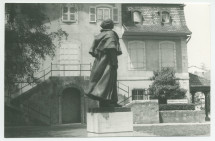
xmin=134 ymin=122 xmax=210 ymax=136
xmin=5 ymin=123 xmax=87 ymax=138
xmin=5 ymin=122 xmax=210 ymax=138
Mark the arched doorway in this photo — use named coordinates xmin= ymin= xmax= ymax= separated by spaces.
xmin=61 ymin=88 xmax=81 ymax=124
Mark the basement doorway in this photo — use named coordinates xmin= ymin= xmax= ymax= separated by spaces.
xmin=61 ymin=88 xmax=81 ymax=124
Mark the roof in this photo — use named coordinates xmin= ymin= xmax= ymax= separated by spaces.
xmin=188 ymin=66 xmax=208 ymax=71
xmin=189 ymin=73 xmax=210 ymax=87
xmin=123 ymin=24 xmax=192 ymax=36
xmin=122 ymin=4 xmax=192 ymax=37
xmin=189 ymin=73 xmax=210 ymax=92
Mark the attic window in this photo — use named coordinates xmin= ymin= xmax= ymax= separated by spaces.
xmin=133 ymin=11 xmax=142 ymax=24
xmin=161 ymin=11 xmax=170 ymax=23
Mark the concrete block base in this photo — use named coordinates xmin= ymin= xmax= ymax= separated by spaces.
xmin=87 ymin=107 xmax=133 ymax=134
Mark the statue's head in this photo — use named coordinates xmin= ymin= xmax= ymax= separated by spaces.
xmin=100 ymin=19 xmax=114 ymax=29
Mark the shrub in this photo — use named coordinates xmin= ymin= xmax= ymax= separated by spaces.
xmin=148 ymin=68 xmax=187 ymax=104
xmin=159 ymin=104 xmax=195 ymax=111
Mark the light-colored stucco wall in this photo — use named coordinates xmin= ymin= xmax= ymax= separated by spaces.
xmin=38 ymin=3 xmax=190 ymax=97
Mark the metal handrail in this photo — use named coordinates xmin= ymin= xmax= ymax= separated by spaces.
xmin=117 ymin=81 xmax=130 ymax=106
xmin=118 ymin=87 xmax=128 ymax=93
xmin=12 ymin=63 xmax=92 ymax=97
xmin=118 ymin=81 xmax=128 ymax=87
xmin=118 ymin=95 xmax=132 ymax=105
xmin=13 ymin=71 xmax=52 ymax=95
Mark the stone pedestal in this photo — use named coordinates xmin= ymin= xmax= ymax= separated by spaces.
xmin=87 ymin=107 xmax=133 ymax=136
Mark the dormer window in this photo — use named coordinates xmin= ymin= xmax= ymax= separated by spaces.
xmin=161 ymin=11 xmax=170 ymax=23
xmin=133 ymin=11 xmax=143 ymax=25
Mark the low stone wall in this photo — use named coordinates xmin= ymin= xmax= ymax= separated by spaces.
xmin=159 ymin=110 xmax=205 ymax=123
xmin=125 ymin=100 xmax=159 ymax=124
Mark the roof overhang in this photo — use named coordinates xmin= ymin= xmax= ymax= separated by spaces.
xmin=123 ymin=31 xmax=191 ymax=37
xmin=122 ymin=25 xmax=192 ymax=38
xmin=189 ymin=73 xmax=210 ymax=93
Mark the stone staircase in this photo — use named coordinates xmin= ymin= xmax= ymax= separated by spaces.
xmin=6 ymin=63 xmax=132 ymax=125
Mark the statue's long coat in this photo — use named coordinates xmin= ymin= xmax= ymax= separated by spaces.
xmin=86 ymin=29 xmax=122 ymax=103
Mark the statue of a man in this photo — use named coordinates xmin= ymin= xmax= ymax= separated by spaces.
xmin=86 ymin=19 xmax=122 ymax=107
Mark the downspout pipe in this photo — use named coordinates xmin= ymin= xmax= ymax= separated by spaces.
xmin=186 ymin=35 xmax=192 ymax=43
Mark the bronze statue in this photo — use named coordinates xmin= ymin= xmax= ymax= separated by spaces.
xmin=86 ymin=19 xmax=122 ymax=107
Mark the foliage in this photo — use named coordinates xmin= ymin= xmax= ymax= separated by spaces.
xmin=148 ymin=68 xmax=187 ymax=104
xmin=159 ymin=104 xmax=195 ymax=111
xmin=5 ymin=4 xmax=68 ymax=93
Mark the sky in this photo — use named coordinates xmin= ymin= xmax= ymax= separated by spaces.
xmin=184 ymin=4 xmax=211 ymax=69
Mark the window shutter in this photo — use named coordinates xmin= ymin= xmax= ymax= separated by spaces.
xmin=160 ymin=42 xmax=176 ymax=69
xmin=128 ymin=41 xmax=146 ymax=70
xmin=62 ymin=6 xmax=69 ymax=21
xmin=89 ymin=7 xmax=96 ymax=22
xmin=112 ymin=7 xmax=119 ymax=23
xmin=69 ymin=7 xmax=76 ymax=21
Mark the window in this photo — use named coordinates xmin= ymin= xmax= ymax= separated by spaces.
xmin=132 ymin=89 xmax=149 ymax=100
xmin=161 ymin=11 xmax=171 ymax=24
xmin=62 ymin=5 xmax=77 ymax=22
xmin=97 ymin=8 xmax=110 ymax=20
xmin=128 ymin=41 xmax=146 ymax=70
xmin=133 ymin=11 xmax=142 ymax=25
xmin=89 ymin=6 xmax=118 ymax=23
xmin=159 ymin=41 xmax=176 ymax=69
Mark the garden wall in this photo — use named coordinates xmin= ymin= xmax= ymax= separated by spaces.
xmin=126 ymin=100 xmax=159 ymax=124
xmin=159 ymin=110 xmax=205 ymax=123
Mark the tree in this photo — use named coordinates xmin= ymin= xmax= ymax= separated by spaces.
xmin=5 ymin=4 xmax=68 ymax=95
xmin=148 ymin=68 xmax=187 ymax=104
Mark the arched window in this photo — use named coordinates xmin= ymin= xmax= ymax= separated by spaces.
xmin=159 ymin=41 xmax=176 ymax=69
xmin=128 ymin=41 xmax=146 ymax=70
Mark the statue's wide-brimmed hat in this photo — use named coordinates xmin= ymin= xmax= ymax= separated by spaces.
xmin=100 ymin=19 xmax=114 ymax=29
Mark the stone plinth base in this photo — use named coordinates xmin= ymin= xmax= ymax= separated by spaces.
xmin=87 ymin=107 xmax=133 ymax=134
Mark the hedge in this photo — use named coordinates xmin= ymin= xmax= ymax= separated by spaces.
xmin=159 ymin=104 xmax=195 ymax=111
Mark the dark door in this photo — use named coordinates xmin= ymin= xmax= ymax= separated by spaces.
xmin=62 ymin=88 xmax=81 ymax=124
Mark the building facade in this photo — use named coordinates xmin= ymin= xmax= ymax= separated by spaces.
xmin=9 ymin=3 xmax=192 ymax=125
xmin=40 ymin=3 xmax=191 ymax=100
